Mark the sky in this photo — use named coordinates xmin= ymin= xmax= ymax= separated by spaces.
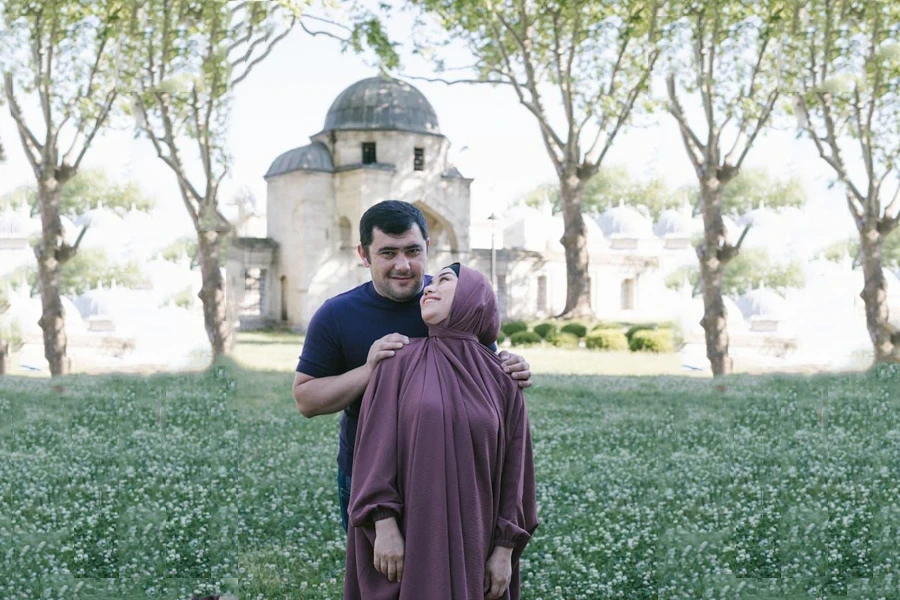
xmin=0 ymin=6 xmax=860 ymax=252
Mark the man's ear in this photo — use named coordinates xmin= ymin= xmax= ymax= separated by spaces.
xmin=357 ymin=244 xmax=369 ymax=267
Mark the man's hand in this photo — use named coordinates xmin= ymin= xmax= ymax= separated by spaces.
xmin=484 ymin=545 xmax=513 ymax=599
xmin=366 ymin=333 xmax=410 ymax=375
xmin=374 ymin=517 xmax=405 ymax=582
xmin=498 ymin=350 xmax=532 ymax=389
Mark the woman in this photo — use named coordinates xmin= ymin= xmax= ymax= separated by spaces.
xmin=344 ymin=263 xmax=538 ymax=600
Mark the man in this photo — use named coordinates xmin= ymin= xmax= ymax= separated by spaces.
xmin=292 ymin=200 xmax=532 ymax=532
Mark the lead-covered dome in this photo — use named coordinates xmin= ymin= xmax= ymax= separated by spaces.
xmin=322 ymin=76 xmax=440 ymax=135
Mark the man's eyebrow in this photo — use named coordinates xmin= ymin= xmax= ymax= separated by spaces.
xmin=376 ymin=243 xmax=422 ymax=252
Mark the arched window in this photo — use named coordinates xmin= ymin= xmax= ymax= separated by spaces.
xmin=339 ymin=216 xmax=352 ymax=248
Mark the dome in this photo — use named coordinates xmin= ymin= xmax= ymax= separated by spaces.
xmin=322 ymin=76 xmax=440 ymax=135
xmin=75 ymin=205 xmax=125 ymax=229
xmin=265 ymin=142 xmax=334 ymax=178
xmin=0 ymin=207 xmax=29 ymax=237
xmin=681 ymin=295 xmax=748 ymax=332
xmin=596 ymin=204 xmax=654 ymax=238
xmin=74 ymin=285 xmax=154 ymax=320
xmin=654 ymin=206 xmax=695 ymax=237
xmin=737 ymin=287 xmax=789 ymax=320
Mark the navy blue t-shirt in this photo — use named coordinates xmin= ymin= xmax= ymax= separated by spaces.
xmin=296 ymin=278 xmax=432 ymax=477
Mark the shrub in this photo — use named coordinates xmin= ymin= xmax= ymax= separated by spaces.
xmin=547 ymin=331 xmax=580 ymax=349
xmin=629 ymin=329 xmax=675 ymax=353
xmin=501 ymin=320 xmax=529 ymax=336
xmin=625 ymin=323 xmax=657 ymax=341
xmin=560 ymin=322 xmax=588 ymax=338
xmin=533 ymin=322 xmax=557 ymax=339
xmin=496 ymin=331 xmax=507 ymax=346
xmin=585 ymin=329 xmax=629 ymax=351
xmin=509 ymin=331 xmax=542 ymax=347
xmin=593 ymin=321 xmax=626 ymax=331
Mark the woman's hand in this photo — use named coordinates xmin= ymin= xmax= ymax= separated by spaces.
xmin=484 ymin=545 xmax=513 ymax=599
xmin=374 ymin=517 xmax=405 ymax=582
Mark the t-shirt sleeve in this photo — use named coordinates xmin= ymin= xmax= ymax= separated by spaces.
xmin=295 ymin=301 xmax=344 ymax=378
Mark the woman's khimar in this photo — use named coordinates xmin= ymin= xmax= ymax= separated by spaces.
xmin=345 ymin=264 xmax=538 ymax=600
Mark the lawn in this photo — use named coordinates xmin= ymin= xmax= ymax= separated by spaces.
xmin=1 ymin=356 xmax=899 ymax=598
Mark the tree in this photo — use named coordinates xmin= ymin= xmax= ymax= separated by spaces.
xmin=1 ymin=248 xmax=144 ymax=298
xmin=680 ymin=166 xmax=808 ymax=217
xmin=1 ymin=0 xmax=132 ymax=376
xmin=1 ymin=168 xmax=154 ymax=218
xmin=409 ymin=0 xmax=661 ymax=318
xmin=128 ymin=0 xmax=399 ymax=362
xmin=522 ymin=166 xmax=688 ymax=221
xmin=823 ymin=234 xmax=900 ymax=272
xmin=666 ymin=248 xmax=805 ymax=297
xmin=664 ymin=0 xmax=788 ymax=376
xmin=790 ymin=0 xmax=900 ymax=363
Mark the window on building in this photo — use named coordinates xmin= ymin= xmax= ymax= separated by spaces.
xmin=537 ymin=275 xmax=547 ymax=313
xmin=414 ymin=147 xmax=425 ymax=171
xmin=362 ymin=142 xmax=377 ymax=164
xmin=242 ymin=267 xmax=263 ymax=316
xmin=621 ymin=278 xmax=635 ymax=310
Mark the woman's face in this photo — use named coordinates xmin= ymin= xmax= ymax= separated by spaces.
xmin=420 ymin=266 xmax=458 ymax=325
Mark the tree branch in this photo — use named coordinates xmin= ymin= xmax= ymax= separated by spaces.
xmin=3 ymin=73 xmax=44 ymax=171
xmin=666 ymin=73 xmax=706 ymax=172
xmin=231 ymin=20 xmax=295 ymax=87
xmin=729 ymin=89 xmax=779 ymax=171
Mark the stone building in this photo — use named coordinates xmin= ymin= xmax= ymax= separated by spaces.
xmin=227 ymin=75 xmax=473 ymax=330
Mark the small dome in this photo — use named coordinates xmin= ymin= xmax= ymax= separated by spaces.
xmin=0 ymin=207 xmax=29 ymax=237
xmin=74 ymin=285 xmax=152 ymax=320
xmin=654 ymin=206 xmax=695 ymax=237
xmin=738 ymin=287 xmax=789 ymax=320
xmin=75 ymin=205 xmax=125 ymax=229
xmin=596 ymin=204 xmax=654 ymax=238
xmin=265 ymin=142 xmax=334 ymax=178
xmin=323 ymin=76 xmax=440 ymax=135
xmin=682 ymin=295 xmax=748 ymax=332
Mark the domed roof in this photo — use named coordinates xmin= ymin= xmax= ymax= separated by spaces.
xmin=322 ymin=76 xmax=440 ymax=135
xmin=682 ymin=295 xmax=748 ymax=332
xmin=0 ymin=206 xmax=32 ymax=237
xmin=654 ymin=205 xmax=697 ymax=237
xmin=596 ymin=204 xmax=654 ymax=238
xmin=738 ymin=287 xmax=789 ymax=320
xmin=265 ymin=142 xmax=334 ymax=178
xmin=75 ymin=204 xmax=125 ymax=229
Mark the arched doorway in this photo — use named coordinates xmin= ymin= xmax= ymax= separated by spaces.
xmin=413 ymin=201 xmax=458 ymax=252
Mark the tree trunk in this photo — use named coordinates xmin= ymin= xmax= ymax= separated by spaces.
xmin=858 ymin=227 xmax=900 ymax=363
xmin=36 ymin=181 xmax=70 ymax=377
xmin=0 ymin=340 xmax=8 ymax=375
xmin=698 ymin=177 xmax=733 ymax=377
xmin=197 ymin=230 xmax=233 ymax=362
xmin=558 ymin=173 xmax=594 ymax=319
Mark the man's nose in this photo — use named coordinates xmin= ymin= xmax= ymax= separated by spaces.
xmin=394 ymin=254 xmax=411 ymax=271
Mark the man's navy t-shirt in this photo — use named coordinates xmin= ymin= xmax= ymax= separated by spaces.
xmin=296 ymin=278 xmax=432 ymax=477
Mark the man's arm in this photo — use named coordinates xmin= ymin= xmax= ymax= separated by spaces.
xmin=293 ymin=333 xmax=410 ymax=418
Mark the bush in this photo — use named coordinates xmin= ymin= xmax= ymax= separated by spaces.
xmin=509 ymin=331 xmax=542 ymax=347
xmin=501 ymin=320 xmax=529 ymax=336
xmin=496 ymin=331 xmax=507 ymax=346
xmin=625 ymin=323 xmax=657 ymax=341
xmin=547 ymin=331 xmax=580 ymax=349
xmin=629 ymin=329 xmax=675 ymax=353
xmin=593 ymin=321 xmax=626 ymax=331
xmin=585 ymin=329 xmax=629 ymax=351
xmin=560 ymin=322 xmax=588 ymax=338
xmin=533 ymin=322 xmax=558 ymax=339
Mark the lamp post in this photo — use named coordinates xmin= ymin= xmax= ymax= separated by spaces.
xmin=487 ymin=212 xmax=498 ymax=290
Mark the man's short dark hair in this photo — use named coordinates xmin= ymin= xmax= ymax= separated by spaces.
xmin=359 ymin=200 xmax=429 ymax=254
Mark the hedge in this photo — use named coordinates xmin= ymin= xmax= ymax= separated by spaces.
xmin=625 ymin=324 xmax=657 ymax=341
xmin=509 ymin=331 xmax=542 ymax=347
xmin=629 ymin=329 xmax=675 ymax=353
xmin=533 ymin=322 xmax=558 ymax=339
xmin=547 ymin=331 xmax=580 ymax=349
xmin=501 ymin=320 xmax=529 ymax=336
xmin=560 ymin=322 xmax=588 ymax=338
xmin=585 ymin=329 xmax=629 ymax=351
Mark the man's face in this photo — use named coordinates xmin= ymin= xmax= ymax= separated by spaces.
xmin=358 ymin=225 xmax=429 ymax=302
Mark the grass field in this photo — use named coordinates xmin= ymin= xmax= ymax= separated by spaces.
xmin=1 ymin=348 xmax=899 ymax=598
